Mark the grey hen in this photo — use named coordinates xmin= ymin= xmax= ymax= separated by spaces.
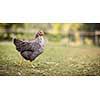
xmin=13 ymin=31 xmax=45 ymax=64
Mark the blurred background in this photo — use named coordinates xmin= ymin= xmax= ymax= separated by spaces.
xmin=0 ymin=23 xmax=100 ymax=46
xmin=0 ymin=23 xmax=100 ymax=75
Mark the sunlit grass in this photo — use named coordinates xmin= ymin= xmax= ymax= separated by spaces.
xmin=0 ymin=41 xmax=100 ymax=75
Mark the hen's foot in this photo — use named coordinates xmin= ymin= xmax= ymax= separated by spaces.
xmin=30 ymin=62 xmax=35 ymax=68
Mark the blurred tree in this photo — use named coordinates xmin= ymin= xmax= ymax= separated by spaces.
xmin=62 ymin=23 xmax=82 ymax=34
xmin=51 ymin=23 xmax=62 ymax=35
xmin=51 ymin=23 xmax=82 ymax=35
xmin=32 ymin=23 xmax=49 ymax=33
xmin=70 ymin=24 xmax=82 ymax=31
xmin=62 ymin=23 xmax=71 ymax=35
xmin=81 ymin=23 xmax=100 ymax=32
xmin=0 ymin=23 xmax=24 ymax=39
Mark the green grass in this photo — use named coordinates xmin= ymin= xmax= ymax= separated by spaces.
xmin=0 ymin=41 xmax=100 ymax=76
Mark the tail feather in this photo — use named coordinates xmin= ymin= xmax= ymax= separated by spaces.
xmin=13 ymin=38 xmax=23 ymax=52
xmin=13 ymin=38 xmax=17 ymax=45
xmin=13 ymin=38 xmax=33 ymax=52
xmin=13 ymin=32 xmax=16 ymax=42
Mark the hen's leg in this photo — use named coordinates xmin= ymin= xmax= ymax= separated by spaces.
xmin=30 ymin=61 xmax=35 ymax=68
xmin=19 ymin=56 xmax=23 ymax=66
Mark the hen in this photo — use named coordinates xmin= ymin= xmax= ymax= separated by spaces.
xmin=13 ymin=31 xmax=45 ymax=67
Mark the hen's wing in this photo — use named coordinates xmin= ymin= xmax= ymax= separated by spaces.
xmin=13 ymin=38 xmax=34 ymax=52
xmin=21 ymin=48 xmax=43 ymax=61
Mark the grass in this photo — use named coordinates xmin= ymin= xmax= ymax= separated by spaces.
xmin=0 ymin=41 xmax=100 ymax=76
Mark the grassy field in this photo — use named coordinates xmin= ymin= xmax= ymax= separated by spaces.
xmin=0 ymin=41 xmax=100 ymax=76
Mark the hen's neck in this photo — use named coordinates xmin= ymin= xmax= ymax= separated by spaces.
xmin=37 ymin=36 xmax=44 ymax=46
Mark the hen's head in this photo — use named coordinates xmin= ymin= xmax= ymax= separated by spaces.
xmin=35 ymin=31 xmax=44 ymax=38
